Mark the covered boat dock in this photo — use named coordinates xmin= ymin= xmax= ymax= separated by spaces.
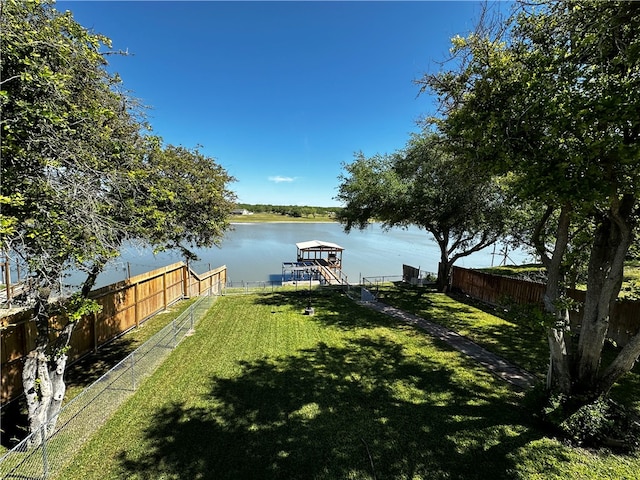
xmin=282 ymin=240 xmax=347 ymax=285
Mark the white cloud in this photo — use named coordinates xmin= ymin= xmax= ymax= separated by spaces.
xmin=268 ymin=176 xmax=295 ymax=183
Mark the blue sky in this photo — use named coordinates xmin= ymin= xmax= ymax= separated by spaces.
xmin=58 ymin=1 xmax=492 ymax=206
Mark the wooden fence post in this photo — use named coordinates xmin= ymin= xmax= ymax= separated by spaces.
xmin=3 ymin=256 xmax=12 ymax=306
xmin=182 ymin=264 xmax=189 ymax=299
xmin=134 ymin=282 xmax=139 ymax=329
xmin=163 ymin=270 xmax=168 ymax=311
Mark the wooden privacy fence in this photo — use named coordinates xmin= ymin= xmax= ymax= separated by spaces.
xmin=0 ymin=262 xmax=226 ymax=406
xmin=450 ymin=266 xmax=640 ymax=348
xmin=402 ymin=264 xmax=420 ymax=284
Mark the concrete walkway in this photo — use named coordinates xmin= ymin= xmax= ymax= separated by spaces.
xmin=360 ymin=300 xmax=538 ymax=391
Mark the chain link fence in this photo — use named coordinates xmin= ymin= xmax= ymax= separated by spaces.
xmin=0 ymin=290 xmax=217 ymax=480
xmin=223 ymin=280 xmax=287 ymax=295
xmin=223 ymin=280 xmax=351 ymax=295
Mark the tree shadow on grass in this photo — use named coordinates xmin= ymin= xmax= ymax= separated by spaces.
xmin=375 ymin=284 xmax=549 ymax=376
xmin=1 ymin=336 xmax=138 ymax=449
xmin=117 ymin=333 xmax=561 ymax=479
xmin=64 ymin=337 xmax=137 ymax=392
xmin=253 ymin=288 xmax=396 ymax=330
xmin=2 ymin=300 xmax=192 ymax=449
xmin=65 ymin=300 xmax=195 ymax=396
xmin=375 ymin=282 xmax=439 ymax=306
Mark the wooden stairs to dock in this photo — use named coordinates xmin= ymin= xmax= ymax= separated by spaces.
xmin=314 ymin=262 xmax=346 ymax=286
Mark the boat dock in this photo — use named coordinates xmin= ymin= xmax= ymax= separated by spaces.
xmin=282 ymin=240 xmax=348 ymax=286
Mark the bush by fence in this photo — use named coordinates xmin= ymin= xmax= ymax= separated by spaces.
xmin=450 ymin=266 xmax=640 ymax=347
xmin=0 ymin=262 xmax=226 ymax=406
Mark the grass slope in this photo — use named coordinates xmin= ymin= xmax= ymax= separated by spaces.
xmin=57 ymin=289 xmax=640 ymax=480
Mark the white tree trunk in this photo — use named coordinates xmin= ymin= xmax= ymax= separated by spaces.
xmin=538 ymin=205 xmax=572 ymax=394
xmin=22 ymin=349 xmax=69 ymax=444
xmin=22 ymin=286 xmax=75 ymax=445
xmin=22 ymin=350 xmax=52 ymax=439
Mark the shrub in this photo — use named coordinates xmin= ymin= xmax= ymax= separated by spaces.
xmin=531 ymin=388 xmax=640 ymax=451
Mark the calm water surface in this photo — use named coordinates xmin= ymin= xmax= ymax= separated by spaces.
xmin=85 ymin=223 xmax=530 ymax=288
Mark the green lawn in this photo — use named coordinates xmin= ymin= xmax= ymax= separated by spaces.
xmin=374 ymin=285 xmax=550 ymax=377
xmin=0 ymin=299 xmax=200 ymax=454
xmin=64 ymin=298 xmax=200 ymax=402
xmin=374 ymin=283 xmax=640 ymax=415
xmin=57 ymin=288 xmax=640 ymax=480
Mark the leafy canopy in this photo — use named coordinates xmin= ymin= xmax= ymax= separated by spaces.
xmin=336 ymin=132 xmax=508 ymax=287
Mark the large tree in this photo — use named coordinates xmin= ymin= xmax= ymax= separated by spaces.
xmin=336 ymin=133 xmax=508 ymax=290
xmin=421 ymin=0 xmax=640 ymax=405
xmin=0 ymin=0 xmax=236 ymax=439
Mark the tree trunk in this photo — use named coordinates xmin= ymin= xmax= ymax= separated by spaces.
xmin=544 ymin=284 xmax=572 ymax=393
xmin=22 ymin=286 xmax=66 ymax=444
xmin=598 ymin=331 xmax=640 ymax=395
xmin=576 ymin=196 xmax=634 ymax=394
xmin=436 ymin=236 xmax=452 ymax=292
xmin=538 ymin=205 xmax=572 ymax=394
xmin=22 ymin=261 xmax=103 ymax=442
xmin=22 ymin=350 xmax=52 ymax=440
xmin=576 ymin=195 xmax=635 ymax=396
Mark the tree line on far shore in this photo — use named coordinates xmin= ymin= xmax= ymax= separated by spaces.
xmin=235 ymin=203 xmax=341 ymax=218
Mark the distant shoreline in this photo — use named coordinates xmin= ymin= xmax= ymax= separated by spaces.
xmin=231 ymin=220 xmax=338 ymax=225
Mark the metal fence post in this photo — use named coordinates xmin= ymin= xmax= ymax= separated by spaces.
xmin=131 ymin=352 xmax=136 ymax=390
xmin=190 ymin=305 xmax=195 ymax=331
xmin=40 ymin=425 xmax=49 ymax=479
xmin=172 ymin=319 xmax=178 ymax=348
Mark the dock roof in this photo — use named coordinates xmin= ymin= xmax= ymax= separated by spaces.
xmin=296 ymin=240 xmax=344 ymax=251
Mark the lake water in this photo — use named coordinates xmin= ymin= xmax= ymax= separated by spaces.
xmin=82 ymin=223 xmax=531 ymax=289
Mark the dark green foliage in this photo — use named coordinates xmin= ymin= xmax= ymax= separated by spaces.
xmin=336 ymin=133 xmax=510 ymax=290
xmin=0 ymin=0 xmax=235 ymax=435
xmin=533 ymin=390 xmax=640 ymax=452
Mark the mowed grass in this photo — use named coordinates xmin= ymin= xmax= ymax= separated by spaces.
xmin=0 ymin=299 xmax=202 ymax=452
xmin=64 ymin=298 xmax=200 ymax=402
xmin=57 ymin=289 xmax=640 ymax=480
xmin=374 ymin=283 xmax=640 ymax=414
xmin=374 ymin=285 xmax=550 ymax=376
